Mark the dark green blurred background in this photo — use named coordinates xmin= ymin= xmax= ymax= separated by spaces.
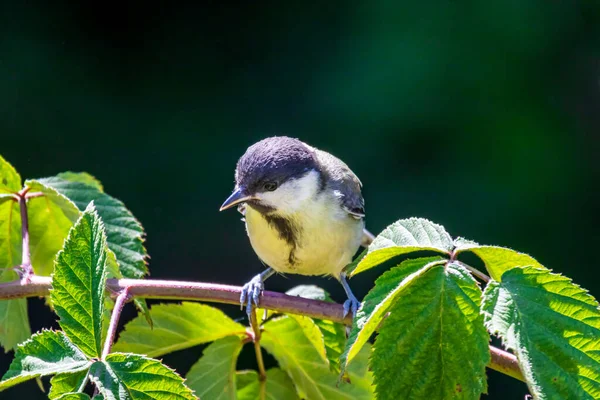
xmin=1 ymin=1 xmax=599 ymax=398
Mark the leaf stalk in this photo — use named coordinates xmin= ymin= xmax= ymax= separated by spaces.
xmin=17 ymin=188 xmax=32 ymax=279
xmin=101 ymin=287 xmax=130 ymax=359
xmin=249 ymin=307 xmax=267 ymax=391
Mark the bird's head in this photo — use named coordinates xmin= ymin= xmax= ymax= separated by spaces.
xmin=220 ymin=136 xmax=321 ymax=214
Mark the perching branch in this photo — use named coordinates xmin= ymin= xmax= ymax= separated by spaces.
xmin=0 ymin=275 xmax=524 ymax=382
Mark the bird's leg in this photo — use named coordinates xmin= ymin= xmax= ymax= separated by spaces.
xmin=240 ymin=268 xmax=275 ymax=318
xmin=339 ymin=272 xmax=360 ymax=318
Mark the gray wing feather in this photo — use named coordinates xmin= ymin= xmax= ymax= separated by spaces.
xmin=313 ymin=148 xmax=365 ymax=218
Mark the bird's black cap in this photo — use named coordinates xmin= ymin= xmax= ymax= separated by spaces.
xmin=235 ymin=136 xmax=318 ymax=194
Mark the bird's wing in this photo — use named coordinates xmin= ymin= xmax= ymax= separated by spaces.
xmin=313 ymin=148 xmax=365 ymax=219
xmin=361 ymin=228 xmax=375 ymax=247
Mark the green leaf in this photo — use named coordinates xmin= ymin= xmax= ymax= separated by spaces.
xmin=258 ymin=284 xmax=333 ymax=324
xmin=345 ymin=343 xmax=375 ymax=395
xmin=456 ymin=244 xmax=544 ymax=282
xmin=39 ymin=177 xmax=148 ymax=278
xmin=288 ymin=315 xmax=328 ymax=362
xmin=343 ymin=247 xmax=367 ymax=274
xmin=89 ymin=353 xmax=195 ymax=400
xmin=25 ymin=180 xmax=81 ymax=276
xmin=342 ymin=257 xmax=445 ymax=370
xmin=261 ymin=315 xmax=373 ymax=399
xmin=370 ymin=262 xmax=490 ymax=400
xmin=57 ymin=172 xmax=104 ymax=192
xmin=51 ymin=203 xmax=108 ymax=358
xmin=236 ymin=368 xmax=300 ymax=400
xmin=0 ymin=194 xmax=15 ymax=204
xmin=267 ymin=285 xmax=347 ymax=372
xmin=286 ymin=285 xmax=332 ymax=301
xmin=453 ymin=237 xmax=479 ymax=249
xmin=186 ymin=336 xmax=244 ymax=400
xmin=49 ymin=369 xmax=89 ymax=399
xmin=482 ymin=266 xmax=600 ymax=399
xmin=0 ymin=194 xmax=30 ymax=351
xmin=349 ymin=218 xmax=453 ymax=276
xmin=235 ymin=370 xmax=258 ymax=395
xmin=0 ymin=154 xmax=28 ymax=351
xmin=0 ymin=294 xmax=29 ymax=352
xmin=0 ymin=155 xmax=21 ymax=193
xmin=0 ymin=330 xmax=90 ymax=391
xmin=113 ymin=302 xmax=246 ymax=357
xmin=132 ymin=297 xmax=152 ymax=329
xmin=314 ymin=318 xmax=346 ymax=373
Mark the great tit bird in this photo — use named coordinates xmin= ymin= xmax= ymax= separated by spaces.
xmin=220 ymin=136 xmax=373 ymax=318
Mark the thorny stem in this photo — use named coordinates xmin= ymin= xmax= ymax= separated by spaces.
xmin=102 ymin=287 xmax=131 ymax=359
xmin=17 ymin=188 xmax=32 ymax=279
xmin=0 ymin=275 xmax=525 ymax=382
xmin=249 ymin=307 xmax=267 ymax=398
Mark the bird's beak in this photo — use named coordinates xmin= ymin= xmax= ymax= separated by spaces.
xmin=219 ymin=188 xmax=257 ymax=211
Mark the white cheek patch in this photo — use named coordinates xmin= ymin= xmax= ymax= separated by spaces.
xmin=258 ymin=170 xmax=320 ymax=213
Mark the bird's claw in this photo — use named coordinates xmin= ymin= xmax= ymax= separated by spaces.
xmin=240 ymin=274 xmax=264 ymax=318
xmin=343 ymin=296 xmax=361 ymax=319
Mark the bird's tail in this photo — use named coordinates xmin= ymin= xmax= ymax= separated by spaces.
xmin=361 ymin=228 xmax=375 ymax=248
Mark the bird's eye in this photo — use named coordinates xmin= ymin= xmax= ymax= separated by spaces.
xmin=263 ymin=182 xmax=278 ymax=191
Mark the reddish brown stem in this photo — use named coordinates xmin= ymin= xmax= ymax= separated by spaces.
xmin=17 ymin=189 xmax=32 ymax=278
xmin=0 ymin=275 xmax=524 ymax=382
xmin=102 ymin=287 xmax=130 ymax=359
xmin=249 ymin=307 xmax=267 ymax=383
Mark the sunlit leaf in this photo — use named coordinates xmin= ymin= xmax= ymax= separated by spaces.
xmin=0 ymin=156 xmax=29 ymax=351
xmin=25 ymin=180 xmax=80 ymax=276
xmin=371 ymin=263 xmax=489 ymax=400
xmin=342 ymin=257 xmax=445 ymax=370
xmin=314 ymin=318 xmax=346 ymax=373
xmin=39 ymin=177 xmax=148 ymax=279
xmin=57 ymin=172 xmax=104 ymax=192
xmin=113 ymin=302 xmax=246 ymax=357
xmin=51 ymin=203 xmax=108 ymax=358
xmin=288 ymin=315 xmax=328 ymax=363
xmin=49 ymin=369 xmax=89 ymax=399
xmin=482 ymin=266 xmax=600 ymax=399
xmin=186 ymin=336 xmax=244 ymax=399
xmin=345 ymin=343 xmax=375 ymax=395
xmin=236 ymin=368 xmax=299 ymax=400
xmin=261 ymin=316 xmax=372 ymax=399
xmin=0 ymin=330 xmax=90 ymax=391
xmin=456 ymin=244 xmax=544 ymax=282
xmin=90 ymin=353 xmax=195 ymax=400
xmin=0 ymin=155 xmax=21 ymax=194
xmin=275 ymin=285 xmax=346 ymax=372
xmin=349 ymin=218 xmax=453 ymax=276
xmin=0 ymin=199 xmax=29 ymax=351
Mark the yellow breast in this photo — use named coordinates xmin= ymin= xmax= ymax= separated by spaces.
xmin=244 ymin=194 xmax=364 ymax=277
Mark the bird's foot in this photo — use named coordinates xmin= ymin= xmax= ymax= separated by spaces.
xmin=343 ymin=295 xmax=361 ymax=319
xmin=240 ymin=273 xmax=264 ymax=318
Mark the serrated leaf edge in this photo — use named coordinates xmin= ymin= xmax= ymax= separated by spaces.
xmin=341 ymin=258 xmax=446 ymax=372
